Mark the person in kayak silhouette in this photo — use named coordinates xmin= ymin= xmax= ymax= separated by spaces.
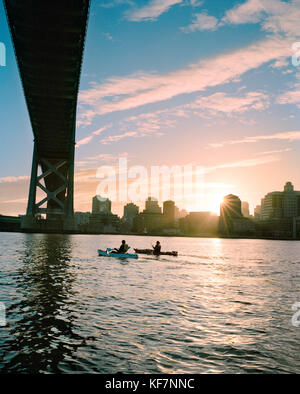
xmin=113 ymin=240 xmax=129 ymax=254
xmin=153 ymin=241 xmax=161 ymax=255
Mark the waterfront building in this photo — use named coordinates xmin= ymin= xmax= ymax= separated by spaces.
xmin=74 ymin=212 xmax=90 ymax=227
xmin=144 ymin=197 xmax=162 ymax=214
xmin=92 ymin=195 xmax=111 ymax=214
xmin=242 ymin=201 xmax=250 ymax=217
xmin=163 ymin=200 xmax=175 ymax=227
xmin=134 ymin=197 xmax=163 ymax=233
xmin=89 ymin=212 xmax=120 ymax=233
xmin=261 ymin=182 xmax=300 ymax=220
xmin=220 ymin=194 xmax=242 ymax=222
xmin=123 ymin=203 xmax=139 ymax=230
xmin=254 ymin=205 xmax=262 ymax=220
xmin=219 ymin=194 xmax=255 ymax=235
xmin=179 ymin=211 xmax=218 ymax=235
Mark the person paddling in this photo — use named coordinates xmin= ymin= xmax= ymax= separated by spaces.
xmin=153 ymin=241 xmax=161 ymax=255
xmin=113 ymin=240 xmax=129 ymax=254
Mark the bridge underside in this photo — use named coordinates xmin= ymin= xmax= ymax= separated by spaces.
xmin=5 ymin=0 xmax=89 ymax=228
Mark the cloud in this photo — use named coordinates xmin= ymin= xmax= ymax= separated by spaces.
xmin=255 ymin=148 xmax=292 ymax=155
xmin=0 ymin=175 xmax=30 ymax=184
xmin=277 ymin=90 xmax=300 ymax=107
xmin=100 ymin=0 xmax=134 ymax=8
xmin=76 ymin=135 xmax=94 ymax=147
xmin=92 ymin=124 xmax=113 ymax=135
xmin=222 ymin=0 xmax=300 ymax=38
xmin=75 ymin=124 xmax=113 ymax=148
xmin=76 ymin=152 xmax=129 ymax=168
xmin=101 ymin=131 xmax=137 ymax=144
xmin=209 ymin=130 xmax=300 ymax=148
xmin=186 ymin=91 xmax=270 ymax=115
xmin=78 ymin=36 xmax=290 ymax=121
xmin=126 ymin=0 xmax=183 ymax=21
xmin=182 ymin=12 xmax=219 ymax=32
xmin=206 ymin=155 xmax=279 ymax=172
xmin=103 ymin=32 xmax=114 ymax=41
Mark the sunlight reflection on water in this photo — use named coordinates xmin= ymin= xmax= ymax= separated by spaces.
xmin=0 ymin=233 xmax=299 ymax=373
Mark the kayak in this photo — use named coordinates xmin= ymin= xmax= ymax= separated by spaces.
xmin=98 ymin=249 xmax=138 ymax=259
xmin=134 ymin=248 xmax=178 ymax=256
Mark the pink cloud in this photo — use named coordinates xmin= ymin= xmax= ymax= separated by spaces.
xmin=76 ymin=135 xmax=94 ymax=147
xmin=209 ymin=130 xmax=300 ymax=148
xmin=182 ymin=12 xmax=219 ymax=32
xmin=187 ymin=91 xmax=269 ymax=115
xmin=101 ymin=131 xmax=137 ymax=144
xmin=126 ymin=0 xmax=183 ymax=21
xmin=78 ymin=36 xmax=290 ymax=121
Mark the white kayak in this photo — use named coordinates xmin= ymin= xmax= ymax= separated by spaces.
xmin=98 ymin=249 xmax=138 ymax=259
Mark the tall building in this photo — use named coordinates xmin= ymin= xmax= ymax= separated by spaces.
xmin=219 ymin=194 xmax=247 ymax=235
xmin=144 ymin=197 xmax=162 ymax=214
xmin=92 ymin=196 xmax=111 ymax=214
xmin=163 ymin=200 xmax=175 ymax=226
xmin=123 ymin=203 xmax=139 ymax=230
xmin=261 ymin=182 xmax=300 ymax=220
xmin=242 ymin=201 xmax=250 ymax=217
xmin=254 ymin=205 xmax=262 ymax=220
xmin=134 ymin=197 xmax=163 ymax=233
xmin=220 ymin=194 xmax=242 ymax=220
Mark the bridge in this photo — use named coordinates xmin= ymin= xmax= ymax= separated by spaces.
xmin=4 ymin=0 xmax=90 ymax=231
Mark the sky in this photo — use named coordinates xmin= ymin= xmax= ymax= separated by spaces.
xmin=0 ymin=0 xmax=300 ymax=216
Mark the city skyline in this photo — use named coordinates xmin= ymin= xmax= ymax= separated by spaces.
xmin=80 ymin=179 xmax=300 ymax=219
xmin=1 ymin=0 xmax=300 ymax=217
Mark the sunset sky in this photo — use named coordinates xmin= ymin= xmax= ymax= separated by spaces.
xmin=0 ymin=0 xmax=300 ymax=216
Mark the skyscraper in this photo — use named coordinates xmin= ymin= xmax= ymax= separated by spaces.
xmin=163 ymin=200 xmax=175 ymax=226
xmin=261 ymin=182 xmax=300 ymax=220
xmin=219 ymin=194 xmax=243 ymax=234
xmin=92 ymin=196 xmax=111 ymax=214
xmin=144 ymin=197 xmax=162 ymax=214
xmin=123 ymin=203 xmax=139 ymax=230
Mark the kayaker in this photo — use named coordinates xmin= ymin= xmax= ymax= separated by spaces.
xmin=113 ymin=240 xmax=129 ymax=254
xmin=153 ymin=241 xmax=161 ymax=255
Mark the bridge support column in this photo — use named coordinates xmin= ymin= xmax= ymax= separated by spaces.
xmin=21 ymin=143 xmax=76 ymax=232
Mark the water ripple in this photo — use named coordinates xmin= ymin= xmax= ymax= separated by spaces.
xmin=0 ymin=233 xmax=299 ymax=373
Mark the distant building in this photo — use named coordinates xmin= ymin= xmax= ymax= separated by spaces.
xmin=179 ymin=211 xmax=218 ymax=235
xmin=89 ymin=195 xmax=120 ymax=232
xmin=89 ymin=212 xmax=120 ymax=233
xmin=123 ymin=203 xmax=139 ymax=230
xmin=163 ymin=200 xmax=175 ymax=227
xmin=219 ymin=194 xmax=254 ymax=235
xmin=92 ymin=195 xmax=111 ymax=214
xmin=144 ymin=197 xmax=162 ymax=214
xmin=242 ymin=201 xmax=250 ymax=217
xmin=261 ymin=182 xmax=300 ymax=220
xmin=254 ymin=205 xmax=262 ymax=220
xmin=74 ymin=212 xmax=90 ymax=227
xmin=134 ymin=197 xmax=163 ymax=233
xmin=220 ymin=194 xmax=242 ymax=221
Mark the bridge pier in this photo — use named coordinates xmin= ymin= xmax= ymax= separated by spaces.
xmin=21 ymin=142 xmax=77 ymax=232
xmin=5 ymin=0 xmax=90 ymax=233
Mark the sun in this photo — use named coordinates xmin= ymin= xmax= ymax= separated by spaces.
xmin=185 ymin=191 xmax=226 ymax=214
xmin=209 ymin=192 xmax=226 ymax=215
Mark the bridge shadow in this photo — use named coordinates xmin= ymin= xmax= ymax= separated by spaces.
xmin=1 ymin=234 xmax=87 ymax=373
